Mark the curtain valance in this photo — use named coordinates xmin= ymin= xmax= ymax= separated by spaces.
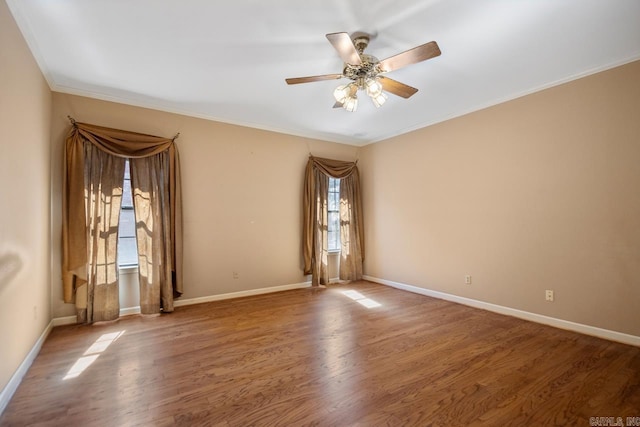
xmin=71 ymin=122 xmax=175 ymax=158
xmin=307 ymin=155 xmax=359 ymax=179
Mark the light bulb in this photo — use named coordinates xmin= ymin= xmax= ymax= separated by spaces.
xmin=343 ymin=95 xmax=358 ymax=112
xmin=333 ymin=84 xmax=349 ymax=103
xmin=365 ymin=78 xmax=383 ymax=97
xmin=370 ymin=91 xmax=387 ymax=108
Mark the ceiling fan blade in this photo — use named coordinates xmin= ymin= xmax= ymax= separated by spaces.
xmin=379 ymin=76 xmax=418 ymax=98
xmin=333 ymin=101 xmax=343 ymax=109
xmin=377 ymin=41 xmax=441 ymax=73
xmin=326 ymin=32 xmax=362 ymax=66
xmin=285 ymin=74 xmax=343 ymax=85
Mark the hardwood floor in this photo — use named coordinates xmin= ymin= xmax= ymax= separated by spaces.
xmin=2 ymin=281 xmax=639 ymax=426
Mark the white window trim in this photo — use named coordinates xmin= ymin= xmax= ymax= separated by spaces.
xmin=118 ymin=159 xmax=139 ymax=269
xmin=118 ymin=265 xmax=138 ymax=274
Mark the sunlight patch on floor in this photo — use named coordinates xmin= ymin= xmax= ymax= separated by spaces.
xmin=340 ymin=289 xmax=382 ymax=308
xmin=63 ymin=330 xmax=125 ymax=380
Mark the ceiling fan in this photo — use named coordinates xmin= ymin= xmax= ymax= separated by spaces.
xmin=285 ymin=32 xmax=441 ymax=112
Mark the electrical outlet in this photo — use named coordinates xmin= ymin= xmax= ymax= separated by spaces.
xmin=233 ymin=271 xmax=239 ymax=279
xmin=465 ymin=275 xmax=472 ymax=285
xmin=545 ymin=290 xmax=554 ymax=302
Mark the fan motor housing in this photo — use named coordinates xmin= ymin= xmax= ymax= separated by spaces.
xmin=343 ymin=53 xmax=380 ymax=81
xmin=351 ymin=32 xmax=371 ymax=52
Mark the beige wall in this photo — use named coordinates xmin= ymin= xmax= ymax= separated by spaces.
xmin=0 ymin=0 xmax=52 ymax=394
xmin=50 ymin=93 xmax=358 ymax=317
xmin=360 ymin=60 xmax=640 ymax=336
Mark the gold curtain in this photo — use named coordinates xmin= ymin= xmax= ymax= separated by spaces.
xmin=311 ymin=169 xmax=330 ymax=285
xmin=338 ymin=172 xmax=364 ymax=280
xmin=303 ymin=156 xmax=364 ymax=285
xmin=78 ymin=143 xmax=125 ymax=323
xmin=62 ymin=121 xmax=183 ymax=323
xmin=131 ymin=153 xmax=177 ymax=314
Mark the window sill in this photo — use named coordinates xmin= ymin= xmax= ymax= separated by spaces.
xmin=119 ymin=265 xmax=139 ymax=274
xmin=328 ymin=249 xmax=341 ymax=254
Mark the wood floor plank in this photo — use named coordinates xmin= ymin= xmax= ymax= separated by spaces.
xmin=1 ymin=281 xmax=638 ymax=426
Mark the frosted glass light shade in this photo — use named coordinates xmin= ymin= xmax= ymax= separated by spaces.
xmin=365 ymin=78 xmax=383 ymax=97
xmin=343 ymin=95 xmax=358 ymax=112
xmin=370 ymin=92 xmax=387 ymax=107
xmin=333 ymin=85 xmax=350 ymax=103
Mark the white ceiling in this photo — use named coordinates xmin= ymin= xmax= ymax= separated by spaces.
xmin=7 ymin=0 xmax=640 ymax=146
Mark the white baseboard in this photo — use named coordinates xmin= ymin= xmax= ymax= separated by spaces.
xmin=51 ymin=310 xmax=142 ymax=323
xmin=50 ymin=281 xmax=314 ymax=325
xmin=173 ymin=281 xmax=312 ymax=307
xmin=119 ymin=306 xmax=141 ymax=317
xmin=0 ymin=320 xmax=53 ymax=416
xmin=119 ymin=280 xmax=313 ymax=315
xmin=363 ymin=275 xmax=640 ymax=347
xmin=51 ymin=315 xmax=77 ymax=327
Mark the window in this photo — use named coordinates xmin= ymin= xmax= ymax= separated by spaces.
xmin=117 ymin=160 xmax=138 ymax=267
xmin=328 ymin=177 xmax=340 ymax=251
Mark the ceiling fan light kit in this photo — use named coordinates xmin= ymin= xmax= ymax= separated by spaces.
xmin=333 ymin=77 xmax=385 ymax=112
xmin=286 ymin=31 xmax=441 ymax=112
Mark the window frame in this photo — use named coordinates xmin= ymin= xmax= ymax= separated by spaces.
xmin=117 ymin=159 xmax=138 ymax=268
xmin=327 ymin=177 xmax=340 ymax=252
